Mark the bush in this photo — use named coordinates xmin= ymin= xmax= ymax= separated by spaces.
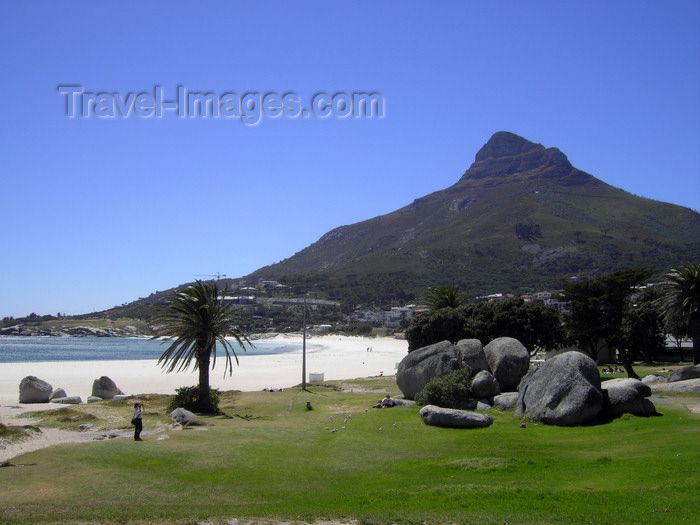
xmin=167 ymin=385 xmax=222 ymax=414
xmin=414 ymin=367 xmax=475 ymax=409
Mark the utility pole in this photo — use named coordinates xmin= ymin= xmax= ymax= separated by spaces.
xmin=302 ymin=295 xmax=307 ymax=391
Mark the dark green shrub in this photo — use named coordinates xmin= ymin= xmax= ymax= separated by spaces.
xmin=414 ymin=367 xmax=475 ymax=409
xmin=167 ymin=385 xmax=221 ymax=414
xmin=406 ymin=306 xmax=474 ymax=351
xmin=405 ymin=299 xmax=563 ymax=353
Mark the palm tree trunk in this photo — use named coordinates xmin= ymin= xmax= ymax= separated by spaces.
xmin=198 ymin=352 xmax=212 ymax=413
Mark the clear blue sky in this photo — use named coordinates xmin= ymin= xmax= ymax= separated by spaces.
xmin=1 ymin=1 xmax=698 ymax=319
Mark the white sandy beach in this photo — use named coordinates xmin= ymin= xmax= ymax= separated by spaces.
xmin=0 ymin=334 xmax=408 ymax=406
xmin=0 ymin=335 xmax=408 ymax=462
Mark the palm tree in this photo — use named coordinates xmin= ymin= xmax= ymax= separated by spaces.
xmin=151 ymin=280 xmax=251 ymax=413
xmin=657 ymin=264 xmax=700 ymax=365
xmin=424 ymin=284 xmax=469 ymax=310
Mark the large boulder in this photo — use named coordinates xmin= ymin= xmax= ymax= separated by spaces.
xmin=483 ymin=337 xmax=530 ymax=392
xmin=19 ymin=376 xmax=53 ymax=403
xmin=601 ymin=378 xmax=657 ymax=418
xmin=91 ymin=376 xmax=124 ymax=399
xmin=471 ymin=370 xmax=501 ymax=398
xmin=667 ymin=365 xmax=700 ymax=383
xmin=516 ymin=351 xmax=603 ymax=426
xmin=396 ymin=340 xmax=459 ymax=399
xmin=455 ymin=339 xmax=489 ymax=372
xmin=419 ymin=404 xmax=493 ymax=429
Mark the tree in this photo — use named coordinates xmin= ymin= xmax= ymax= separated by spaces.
xmin=665 ymin=314 xmax=690 ymax=360
xmin=151 ymin=280 xmax=251 ymax=413
xmin=424 ymin=284 xmax=469 ymax=310
xmin=563 ymin=268 xmax=654 ymax=378
xmin=469 ymin=298 xmax=563 ymax=355
xmin=621 ymin=287 xmax=665 ymax=364
xmin=562 ymin=278 xmax=609 ymax=359
xmin=405 ymin=296 xmax=563 ymax=354
xmin=657 ymin=263 xmax=700 ymax=365
xmin=406 ymin=306 xmax=472 ymax=351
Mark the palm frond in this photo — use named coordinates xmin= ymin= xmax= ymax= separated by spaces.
xmin=150 ymin=280 xmax=252 ymax=377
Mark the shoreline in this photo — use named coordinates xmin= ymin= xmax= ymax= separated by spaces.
xmin=0 ymin=335 xmax=408 ymax=405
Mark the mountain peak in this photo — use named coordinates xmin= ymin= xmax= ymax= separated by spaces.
xmin=242 ymin=130 xmax=699 ymax=307
xmin=475 ymin=131 xmax=544 ymax=162
xmin=460 ymin=131 xmax=579 ymax=184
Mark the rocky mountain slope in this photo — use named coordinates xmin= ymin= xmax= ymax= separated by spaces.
xmin=244 ymin=131 xmax=699 ymax=305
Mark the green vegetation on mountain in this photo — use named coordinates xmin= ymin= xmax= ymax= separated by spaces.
xmin=246 ymin=131 xmax=699 ymax=308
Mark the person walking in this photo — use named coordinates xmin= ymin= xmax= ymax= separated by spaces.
xmin=133 ymin=402 xmax=144 ymax=441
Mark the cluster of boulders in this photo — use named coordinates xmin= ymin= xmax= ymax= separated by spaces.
xmin=396 ymin=337 xmax=527 ymax=428
xmin=18 ymin=375 xmax=126 ymax=404
xmin=0 ymin=324 xmax=142 ymax=337
xmin=397 ymin=337 xmax=697 ymax=429
xmin=515 ymin=352 xmax=658 ymax=426
xmin=397 ymin=337 xmax=528 ymax=399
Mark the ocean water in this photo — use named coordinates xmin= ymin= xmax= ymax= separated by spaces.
xmin=0 ymin=336 xmax=305 ymax=363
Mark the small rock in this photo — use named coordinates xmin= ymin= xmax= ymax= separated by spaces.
xmin=493 ymin=392 xmax=519 ymax=411
xmin=50 ymin=396 xmax=82 ymax=404
xmin=169 ymin=407 xmax=197 ymax=423
xmin=49 ymin=388 xmax=67 ymax=400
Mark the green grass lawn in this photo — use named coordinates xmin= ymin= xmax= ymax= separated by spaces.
xmin=1 ymin=376 xmax=698 ymax=524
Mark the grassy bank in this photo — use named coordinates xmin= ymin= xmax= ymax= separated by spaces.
xmin=1 ymin=376 xmax=698 ymax=524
